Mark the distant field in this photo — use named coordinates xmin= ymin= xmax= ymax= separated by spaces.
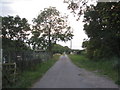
xmin=69 ymin=54 xmax=119 ymax=84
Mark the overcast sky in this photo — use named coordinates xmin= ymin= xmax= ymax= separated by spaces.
xmin=0 ymin=0 xmax=90 ymax=50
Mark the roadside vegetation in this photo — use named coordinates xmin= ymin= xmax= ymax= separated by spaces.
xmin=67 ymin=1 xmax=120 ymax=85
xmin=1 ymin=7 xmax=73 ymax=88
xmin=69 ymin=54 xmax=119 ymax=85
xmin=10 ymin=54 xmax=60 ymax=88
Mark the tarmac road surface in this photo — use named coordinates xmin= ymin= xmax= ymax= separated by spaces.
xmin=32 ymin=55 xmax=119 ymax=88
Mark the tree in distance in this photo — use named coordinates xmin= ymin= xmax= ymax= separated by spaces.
xmin=31 ymin=7 xmax=73 ymax=53
xmin=52 ymin=44 xmax=71 ymax=54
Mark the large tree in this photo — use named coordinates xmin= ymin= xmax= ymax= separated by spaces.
xmin=2 ymin=15 xmax=31 ymax=51
xmin=64 ymin=0 xmax=120 ymax=59
xmin=31 ymin=7 xmax=73 ymax=52
xmin=83 ymin=2 xmax=120 ymax=59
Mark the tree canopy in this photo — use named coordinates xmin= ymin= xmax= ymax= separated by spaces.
xmin=31 ymin=7 xmax=73 ymax=51
xmin=82 ymin=2 xmax=120 ymax=59
xmin=64 ymin=0 xmax=93 ymax=20
xmin=2 ymin=15 xmax=31 ymax=51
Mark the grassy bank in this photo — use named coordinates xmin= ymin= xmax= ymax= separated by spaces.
xmin=11 ymin=54 xmax=60 ymax=88
xmin=69 ymin=54 xmax=119 ymax=84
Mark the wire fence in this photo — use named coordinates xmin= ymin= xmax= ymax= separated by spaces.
xmin=2 ymin=50 xmax=51 ymax=88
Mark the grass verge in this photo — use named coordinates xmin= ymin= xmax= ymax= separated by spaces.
xmin=69 ymin=54 xmax=119 ymax=84
xmin=11 ymin=54 xmax=60 ymax=88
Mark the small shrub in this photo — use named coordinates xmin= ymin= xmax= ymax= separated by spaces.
xmin=112 ymin=57 xmax=120 ymax=70
xmin=115 ymin=80 xmax=120 ymax=85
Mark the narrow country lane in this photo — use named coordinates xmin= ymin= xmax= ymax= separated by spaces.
xmin=32 ymin=55 xmax=118 ymax=88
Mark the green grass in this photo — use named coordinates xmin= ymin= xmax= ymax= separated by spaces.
xmin=11 ymin=55 xmax=60 ymax=88
xmin=69 ymin=54 xmax=119 ymax=84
